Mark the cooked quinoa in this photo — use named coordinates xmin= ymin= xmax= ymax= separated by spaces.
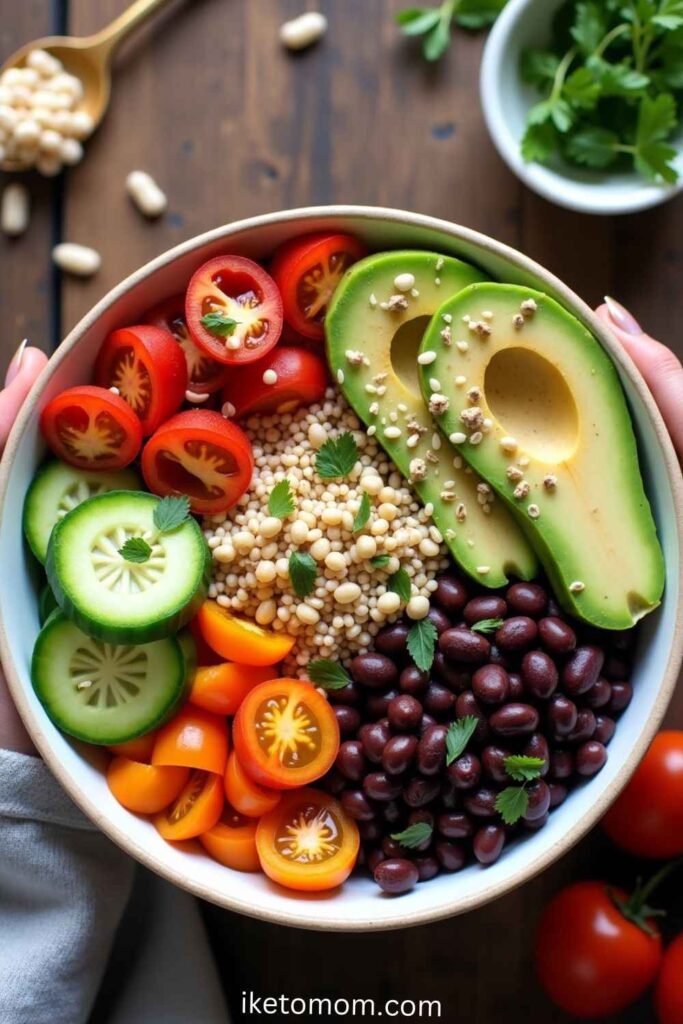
xmin=203 ymin=389 xmax=449 ymax=675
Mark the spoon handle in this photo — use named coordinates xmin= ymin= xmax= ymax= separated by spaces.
xmin=88 ymin=0 xmax=172 ymax=59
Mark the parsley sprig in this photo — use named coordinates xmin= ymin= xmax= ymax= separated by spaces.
xmin=200 ymin=312 xmax=241 ymax=337
xmin=316 ymin=432 xmax=359 ymax=480
xmin=118 ymin=496 xmax=191 ymax=565
xmin=494 ymin=755 xmax=546 ymax=825
xmin=397 ymin=0 xmax=508 ymax=61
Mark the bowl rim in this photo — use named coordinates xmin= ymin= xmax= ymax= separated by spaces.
xmin=1 ymin=204 xmax=682 ymax=931
xmin=480 ymin=0 xmax=683 ymax=216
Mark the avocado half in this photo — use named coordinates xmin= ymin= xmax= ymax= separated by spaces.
xmin=418 ymin=282 xmax=665 ymax=629
xmin=326 ymin=251 xmax=538 ymax=587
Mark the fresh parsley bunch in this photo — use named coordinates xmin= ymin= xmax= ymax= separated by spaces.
xmin=521 ymin=0 xmax=683 ymax=183
xmin=397 ymin=0 xmax=509 ymax=61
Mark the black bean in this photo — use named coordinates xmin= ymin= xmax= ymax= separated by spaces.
xmin=387 ymin=694 xmax=423 ymax=732
xmin=488 ymin=644 xmax=511 ymax=670
xmin=334 ymin=705 xmax=361 ymax=737
xmin=489 ymin=703 xmax=539 ymax=737
xmin=435 ymin=841 xmax=466 ymax=872
xmin=562 ymin=646 xmax=604 ymax=696
xmin=351 ymin=652 xmax=398 ymax=689
xmin=374 ymin=622 xmax=411 ymax=659
xmin=548 ymin=783 xmax=568 ymax=809
xmin=472 ymin=664 xmax=510 ymax=704
xmin=336 ymin=740 xmax=367 ymax=782
xmin=463 ymin=787 xmax=498 ymax=818
xmin=506 ymin=582 xmax=547 ymax=618
xmin=359 ymin=820 xmax=382 ymax=843
xmin=437 ymin=811 xmax=474 ymax=839
xmin=463 ymin=595 xmax=507 ymax=625
xmin=575 ymin=740 xmax=608 ymax=777
xmin=341 ymin=790 xmax=375 ymax=821
xmin=403 ymin=776 xmax=441 ymax=808
xmin=382 ymin=734 xmax=418 ymax=775
xmin=432 ymin=651 xmax=470 ymax=692
xmin=481 ymin=745 xmax=512 ymax=784
xmin=434 ymin=575 xmax=468 ymax=615
xmin=567 ymin=709 xmax=597 ymax=744
xmin=547 ymin=694 xmax=578 ymax=738
xmin=382 ymin=837 xmax=405 ymax=858
xmin=447 ymin=753 xmax=482 ymax=790
xmin=414 ymin=855 xmax=440 ymax=882
xmin=583 ymin=678 xmax=612 ymax=710
xmin=359 ymin=721 xmax=391 ymax=764
xmin=366 ymin=689 xmax=399 ymax=720
xmin=374 ymin=858 xmax=419 ymax=894
xmin=427 ymin=606 xmax=451 ymax=634
xmin=416 ymin=724 xmax=448 ymax=776
xmin=524 ymin=813 xmax=549 ymax=832
xmin=538 ymin=617 xmax=577 ymax=655
xmin=608 ymin=681 xmax=633 ymax=714
xmin=594 ymin=714 xmax=616 ymax=745
xmin=473 ymin=824 xmax=506 ymax=865
xmin=367 ymin=847 xmax=386 ymax=873
xmin=549 ymin=749 xmax=574 ymax=780
xmin=455 ymin=691 xmax=490 ymax=743
xmin=423 ymin=682 xmax=455 ymax=719
xmin=364 ymin=772 xmax=403 ymax=802
xmin=399 ymin=665 xmax=429 ymax=696
xmin=523 ymin=780 xmax=551 ymax=821
xmin=507 ymin=672 xmax=525 ymax=701
xmin=523 ymin=734 xmax=550 ymax=776
xmin=521 ymin=650 xmax=558 ymax=700
xmin=419 ymin=713 xmax=437 ymax=736
xmin=329 ymin=681 xmax=362 ymax=706
xmin=440 ymin=628 xmax=491 ymax=665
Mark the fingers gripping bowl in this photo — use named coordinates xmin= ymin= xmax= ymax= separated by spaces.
xmin=0 ymin=207 xmax=681 ymax=931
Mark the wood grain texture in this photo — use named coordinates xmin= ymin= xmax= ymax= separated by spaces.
xmin=3 ymin=0 xmax=683 ymax=1020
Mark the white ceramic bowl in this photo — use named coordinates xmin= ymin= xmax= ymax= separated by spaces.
xmin=481 ymin=0 xmax=683 ymax=215
xmin=1 ymin=206 xmax=681 ymax=931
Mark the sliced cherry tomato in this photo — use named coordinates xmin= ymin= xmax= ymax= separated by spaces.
xmin=141 ymin=409 xmax=253 ymax=515
xmin=107 ymin=757 xmax=189 ymax=814
xmin=143 ymin=295 xmax=229 ymax=395
xmin=233 ymin=678 xmax=339 ymax=790
xmin=656 ymin=932 xmax=683 ymax=1024
xmin=603 ymin=731 xmax=683 ymax=859
xmin=221 ymin=346 xmax=328 ymax=419
xmin=199 ymin=804 xmax=260 ymax=872
xmin=534 ymin=880 xmax=663 ymax=1019
xmin=108 ymin=731 xmax=158 ymax=763
xmin=271 ymin=232 xmax=366 ymax=341
xmin=154 ymin=769 xmax=223 ymax=841
xmin=224 ymin=750 xmax=281 ymax=817
xmin=40 ymin=385 xmax=142 ymax=470
xmin=152 ymin=705 xmax=229 ymax=775
xmin=196 ymin=602 xmax=294 ymax=666
xmin=256 ymin=789 xmax=359 ymax=892
xmin=190 ymin=662 xmax=275 ymax=716
xmin=94 ymin=326 xmax=187 ymax=435
xmin=186 ymin=255 xmax=283 ymax=366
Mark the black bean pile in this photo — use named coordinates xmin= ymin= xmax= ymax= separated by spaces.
xmin=320 ymin=574 xmax=636 ymax=895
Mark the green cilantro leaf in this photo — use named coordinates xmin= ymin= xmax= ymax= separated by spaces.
xmin=520 ymin=49 xmax=561 ymax=88
xmin=407 ymin=618 xmax=438 ymax=672
xmin=423 ymin=17 xmax=452 ymax=60
xmin=390 ymin=821 xmax=433 ymax=849
xmin=504 ymin=754 xmax=546 ymax=783
xmin=370 ymin=554 xmax=391 ymax=569
xmin=387 ymin=566 xmax=411 ymax=602
xmin=446 ymin=715 xmax=478 ymax=766
xmin=397 ymin=0 xmax=508 ymax=63
xmin=455 ymin=0 xmax=508 ymax=30
xmin=396 ymin=7 xmax=441 ymax=34
xmin=316 ymin=433 xmax=359 ymax=480
xmin=521 ymin=121 xmax=559 ymax=163
xmin=268 ymin=480 xmax=296 ymax=520
xmin=153 ymin=495 xmax=191 ymax=533
xmin=570 ymin=1 xmax=607 ymax=55
xmin=566 ymin=125 xmax=620 ymax=168
xmin=635 ymin=93 xmax=680 ymax=182
xmin=200 ymin=312 xmax=241 ymax=337
xmin=307 ymin=659 xmax=351 ymax=690
xmin=495 ymin=786 xmax=530 ymax=825
xmin=470 ymin=618 xmax=504 ymax=635
xmin=288 ymin=551 xmax=317 ymax=599
xmin=353 ymin=492 xmax=372 ymax=533
xmin=118 ymin=537 xmax=152 ymax=564
xmin=563 ymin=67 xmax=601 ymax=108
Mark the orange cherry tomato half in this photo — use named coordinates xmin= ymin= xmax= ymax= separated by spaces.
xmin=152 ymin=705 xmax=229 ymax=775
xmin=199 ymin=804 xmax=260 ymax=872
xmin=154 ymin=769 xmax=224 ymax=841
xmin=271 ymin=232 xmax=366 ymax=341
xmin=224 ymin=750 xmax=281 ymax=818
xmin=40 ymin=385 xmax=143 ymax=471
xmin=107 ymin=757 xmax=190 ymax=815
xmin=189 ymin=616 xmax=223 ymax=667
xmin=196 ymin=601 xmax=294 ymax=667
xmin=143 ymin=295 xmax=229 ymax=395
xmin=190 ymin=662 xmax=275 ymax=716
xmin=94 ymin=325 xmax=188 ymax=435
xmin=108 ymin=730 xmax=158 ymax=763
xmin=220 ymin=346 xmax=328 ymax=419
xmin=185 ymin=255 xmax=283 ymax=366
xmin=141 ymin=409 xmax=254 ymax=515
xmin=256 ymin=789 xmax=359 ymax=892
xmin=233 ymin=679 xmax=340 ymax=790
xmin=656 ymin=932 xmax=683 ymax=1024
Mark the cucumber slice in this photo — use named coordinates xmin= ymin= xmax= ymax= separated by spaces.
xmin=24 ymin=460 xmax=141 ymax=564
xmin=32 ymin=612 xmax=187 ymax=744
xmin=38 ymin=584 xmax=58 ymax=626
xmin=47 ymin=491 xmax=211 ymax=644
xmin=177 ymin=627 xmax=197 ymax=682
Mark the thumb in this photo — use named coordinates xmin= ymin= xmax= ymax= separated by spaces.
xmin=0 ymin=343 xmax=48 ymax=452
xmin=596 ymin=299 xmax=683 ymax=461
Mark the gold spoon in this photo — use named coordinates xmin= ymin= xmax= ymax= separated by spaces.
xmin=0 ymin=0 xmax=172 ymax=172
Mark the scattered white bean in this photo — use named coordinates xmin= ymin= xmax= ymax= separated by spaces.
xmin=280 ymin=11 xmax=327 ymax=50
xmin=52 ymin=242 xmax=100 ymax=277
xmin=126 ymin=170 xmax=167 ymax=218
xmin=1 ymin=182 xmax=29 ymax=236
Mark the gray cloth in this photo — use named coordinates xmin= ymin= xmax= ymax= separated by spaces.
xmin=0 ymin=749 xmax=229 ymax=1024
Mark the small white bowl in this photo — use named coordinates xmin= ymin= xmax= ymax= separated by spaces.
xmin=481 ymin=0 xmax=683 ymax=215
xmin=0 ymin=206 xmax=681 ymax=931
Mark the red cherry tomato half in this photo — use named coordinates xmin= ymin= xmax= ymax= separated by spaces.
xmin=141 ymin=409 xmax=254 ymax=515
xmin=656 ymin=932 xmax=683 ymax=1024
xmin=603 ymin=731 xmax=683 ymax=859
xmin=271 ymin=232 xmax=366 ymax=341
xmin=94 ymin=325 xmax=188 ymax=435
xmin=40 ymin=385 xmax=143 ymax=470
xmin=221 ymin=346 xmax=328 ymax=419
xmin=534 ymin=881 xmax=663 ymax=1019
xmin=143 ymin=295 xmax=229 ymax=395
xmin=185 ymin=255 xmax=283 ymax=366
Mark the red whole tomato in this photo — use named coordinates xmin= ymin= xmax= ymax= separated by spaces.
xmin=534 ymin=880 xmax=663 ymax=1019
xmin=221 ymin=346 xmax=328 ymax=419
xmin=185 ymin=256 xmax=282 ymax=366
xmin=603 ymin=731 xmax=683 ymax=858
xmin=40 ymin=385 xmax=142 ymax=470
xmin=657 ymin=933 xmax=683 ymax=1024
xmin=141 ymin=409 xmax=254 ymax=515
xmin=94 ymin=325 xmax=187 ymax=434
xmin=143 ymin=295 xmax=229 ymax=395
xmin=271 ymin=232 xmax=366 ymax=341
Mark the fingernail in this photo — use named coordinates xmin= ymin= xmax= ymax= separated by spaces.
xmin=4 ymin=338 xmax=27 ymax=386
xmin=604 ymin=297 xmax=643 ymax=337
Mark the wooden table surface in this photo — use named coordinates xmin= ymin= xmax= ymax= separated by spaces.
xmin=1 ymin=2 xmax=681 ymax=1021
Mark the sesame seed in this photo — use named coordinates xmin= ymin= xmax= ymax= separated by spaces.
xmin=185 ymin=389 xmax=210 ymax=404
xmin=454 ymin=375 xmax=466 ymax=387
xmin=435 ymin=277 xmax=441 ymax=286
xmin=449 ymin=432 xmax=467 ymax=444
xmin=365 ymin=383 xmax=378 ymax=395
xmin=456 ymin=340 xmax=469 ymax=353
xmin=109 ymin=386 xmax=120 ymax=395
xmin=336 ymin=369 xmax=345 ymax=385
xmin=367 ymin=425 xmax=376 ymax=436
xmin=384 ymin=426 xmax=402 ymax=439
xmin=500 ymin=436 xmax=518 ymax=454
xmin=411 ymin=288 xmax=420 ymax=298
xmin=394 ymin=272 xmax=415 ymax=292
xmin=417 ymin=351 xmax=437 ymax=366
xmin=406 ymin=434 xmax=420 ymax=449
xmin=435 ymin=257 xmax=444 ymax=271
xmin=442 ymin=313 xmax=452 ymax=324
xmin=482 ymin=311 xmax=493 ymax=320
xmin=76 ymin=679 xmax=93 ymax=690
xmin=369 ymin=401 xmax=379 ymax=416
xmin=469 ymin=431 xmax=483 ymax=445
xmin=222 ymin=401 xmax=236 ymax=418
xmin=263 ymin=369 xmax=278 ymax=386
xmin=429 ymin=377 xmax=442 ymax=392
xmin=476 ymin=566 xmax=490 ymax=575
xmin=569 ymin=581 xmax=586 ymax=593
xmin=369 ymin=293 xmax=378 ymax=308
xmin=518 ymin=455 xmax=530 ymax=467
xmin=527 ymin=504 xmax=540 ymax=519
xmin=432 ymin=433 xmax=442 ymax=450
xmin=424 ymin=502 xmax=434 ymax=516
xmin=226 ymin=336 xmax=241 ymax=350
